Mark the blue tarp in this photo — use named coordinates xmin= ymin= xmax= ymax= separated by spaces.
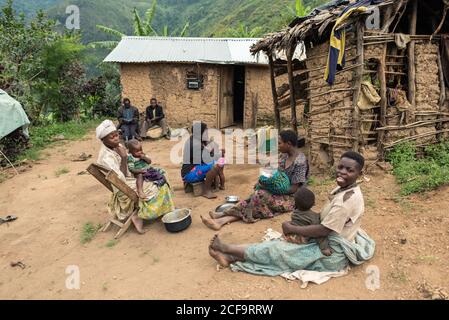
xmin=0 ymin=89 xmax=30 ymax=140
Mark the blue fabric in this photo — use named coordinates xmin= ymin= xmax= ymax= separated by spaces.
xmin=231 ymin=230 xmax=376 ymax=276
xmin=183 ymin=162 xmax=215 ymax=183
xmin=121 ymin=124 xmax=138 ymax=141
xmin=123 ymin=108 xmax=134 ymax=122
xmin=256 ymin=170 xmax=291 ymax=195
xmin=325 ymin=0 xmax=384 ymax=85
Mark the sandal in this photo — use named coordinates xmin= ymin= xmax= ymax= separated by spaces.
xmin=0 ymin=215 xmax=17 ymax=225
xmin=10 ymin=261 xmax=26 ymax=269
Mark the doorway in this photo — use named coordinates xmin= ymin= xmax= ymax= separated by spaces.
xmin=233 ymin=65 xmax=245 ymax=126
xmin=219 ymin=65 xmax=246 ymax=129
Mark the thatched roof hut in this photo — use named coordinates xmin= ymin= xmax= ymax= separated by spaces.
xmin=252 ymin=0 xmax=449 ymax=170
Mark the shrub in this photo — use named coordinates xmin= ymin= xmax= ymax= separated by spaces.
xmin=387 ymin=141 xmax=449 ymax=195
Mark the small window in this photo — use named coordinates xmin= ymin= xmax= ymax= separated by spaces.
xmin=186 ymin=70 xmax=204 ymax=90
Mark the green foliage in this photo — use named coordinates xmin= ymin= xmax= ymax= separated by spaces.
xmin=226 ymin=22 xmax=264 ymax=38
xmin=387 ymin=141 xmax=449 ymax=195
xmin=55 ymin=167 xmax=69 ymax=177
xmin=106 ymin=240 xmax=118 ymax=248
xmin=0 ymin=0 xmax=86 ymax=123
xmin=90 ymin=0 xmax=190 ymax=49
xmin=18 ymin=119 xmax=101 ymax=161
xmin=80 ymin=222 xmax=102 ymax=244
xmin=0 ymin=172 xmax=8 ymax=183
xmin=276 ymin=0 xmax=312 ymax=31
xmin=37 ymin=35 xmax=86 ymax=122
xmin=81 ymin=63 xmax=122 ymax=119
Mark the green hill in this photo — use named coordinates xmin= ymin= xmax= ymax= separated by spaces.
xmin=2 ymin=0 xmax=328 ymax=43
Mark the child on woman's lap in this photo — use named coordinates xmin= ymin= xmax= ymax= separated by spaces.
xmin=215 ymin=149 xmax=226 ymax=190
xmin=286 ymin=187 xmax=332 ymax=256
xmin=127 ymin=139 xmax=167 ymax=199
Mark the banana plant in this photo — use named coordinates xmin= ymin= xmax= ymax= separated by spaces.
xmin=89 ymin=0 xmax=189 ymax=49
xmin=279 ymin=0 xmax=311 ymax=27
xmin=227 ymin=23 xmax=264 ymax=38
xmin=294 ymin=0 xmax=311 ymax=17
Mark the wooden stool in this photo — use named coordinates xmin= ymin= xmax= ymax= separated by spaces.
xmin=184 ymin=182 xmax=204 ymax=197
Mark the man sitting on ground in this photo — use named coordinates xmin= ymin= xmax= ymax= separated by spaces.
xmin=140 ymin=97 xmax=169 ymax=139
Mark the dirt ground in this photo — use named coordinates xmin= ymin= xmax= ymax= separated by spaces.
xmin=1 ymin=132 xmax=449 ymax=300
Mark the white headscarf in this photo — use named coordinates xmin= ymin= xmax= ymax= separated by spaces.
xmin=96 ymin=120 xmax=117 ymax=140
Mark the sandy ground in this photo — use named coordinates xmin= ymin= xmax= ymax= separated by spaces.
xmin=1 ymin=132 xmax=449 ymax=300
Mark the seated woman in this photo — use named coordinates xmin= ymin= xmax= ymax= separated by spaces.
xmin=201 ymin=130 xmax=309 ymax=230
xmin=96 ymin=120 xmax=175 ymax=234
xmin=181 ymin=122 xmax=224 ymax=199
xmin=208 ymin=152 xmax=375 ymax=276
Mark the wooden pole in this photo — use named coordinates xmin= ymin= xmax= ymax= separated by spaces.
xmin=352 ymin=21 xmax=364 ymax=152
xmin=268 ymin=54 xmax=281 ymax=131
xmin=437 ymin=49 xmax=447 ymax=141
xmin=437 ymin=50 xmax=447 ymax=108
xmin=378 ymin=45 xmax=388 ymax=157
xmin=287 ymin=45 xmax=298 ymax=134
xmin=407 ymin=0 xmax=418 ymax=115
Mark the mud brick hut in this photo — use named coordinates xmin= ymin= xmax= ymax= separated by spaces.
xmin=251 ymin=0 xmax=449 ymax=170
xmin=104 ymin=37 xmax=279 ymax=129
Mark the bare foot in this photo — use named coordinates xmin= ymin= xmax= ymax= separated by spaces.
xmin=219 ymin=185 xmax=226 ymax=191
xmin=138 ymin=191 xmax=148 ymax=200
xmin=131 ymin=215 xmax=145 ymax=234
xmin=208 ymin=247 xmax=230 ymax=268
xmin=209 ymin=211 xmax=224 ymax=219
xmin=321 ymin=248 xmax=332 ymax=256
xmin=210 ymin=234 xmax=227 ymax=253
xmin=202 ymin=190 xmax=217 ymax=199
xmin=201 ymin=215 xmax=222 ymax=231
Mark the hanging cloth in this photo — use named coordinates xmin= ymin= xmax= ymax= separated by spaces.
xmin=324 ymin=0 xmax=384 ymax=85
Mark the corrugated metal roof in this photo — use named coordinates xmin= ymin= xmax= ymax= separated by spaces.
xmin=103 ymin=37 xmax=269 ymax=65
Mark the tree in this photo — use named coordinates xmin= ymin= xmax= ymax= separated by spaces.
xmin=0 ymin=0 xmax=86 ymax=123
xmin=90 ymin=0 xmax=190 ymax=49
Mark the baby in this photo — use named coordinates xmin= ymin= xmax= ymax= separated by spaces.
xmin=209 ymin=138 xmax=226 ymax=190
xmin=127 ymin=139 xmax=167 ymax=199
xmin=215 ymin=148 xmax=226 ymax=190
xmin=287 ymin=187 xmax=332 ymax=256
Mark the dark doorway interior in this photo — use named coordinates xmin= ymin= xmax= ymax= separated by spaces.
xmin=233 ymin=65 xmax=245 ymax=126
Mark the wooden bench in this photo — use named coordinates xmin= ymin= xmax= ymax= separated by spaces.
xmin=87 ymin=163 xmax=139 ymax=239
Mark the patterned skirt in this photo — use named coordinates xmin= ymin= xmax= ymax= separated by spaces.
xmin=109 ymin=178 xmax=175 ymax=221
xmin=223 ymin=189 xmax=295 ymax=223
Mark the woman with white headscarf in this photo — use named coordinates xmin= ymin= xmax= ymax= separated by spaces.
xmin=96 ymin=120 xmax=175 ymax=233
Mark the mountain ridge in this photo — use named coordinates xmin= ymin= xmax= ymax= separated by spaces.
xmin=1 ymin=0 xmax=328 ymax=43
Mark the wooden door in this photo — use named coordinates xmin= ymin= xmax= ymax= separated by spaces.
xmin=219 ymin=67 xmax=234 ymax=128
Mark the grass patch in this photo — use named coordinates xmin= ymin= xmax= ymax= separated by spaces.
xmin=106 ymin=240 xmax=118 ymax=248
xmin=18 ymin=119 xmax=102 ymax=162
xmin=387 ymin=141 xmax=449 ymax=195
xmin=0 ymin=172 xmax=8 ymax=184
xmin=152 ymin=256 xmax=160 ymax=265
xmin=392 ymin=195 xmax=414 ymax=213
xmin=308 ymin=176 xmax=334 ymax=187
xmin=417 ymin=255 xmax=439 ymax=265
xmin=365 ymin=197 xmax=376 ymax=209
xmin=389 ymin=270 xmax=408 ymax=283
xmin=80 ymin=222 xmax=102 ymax=244
xmin=55 ymin=167 xmax=70 ymax=177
